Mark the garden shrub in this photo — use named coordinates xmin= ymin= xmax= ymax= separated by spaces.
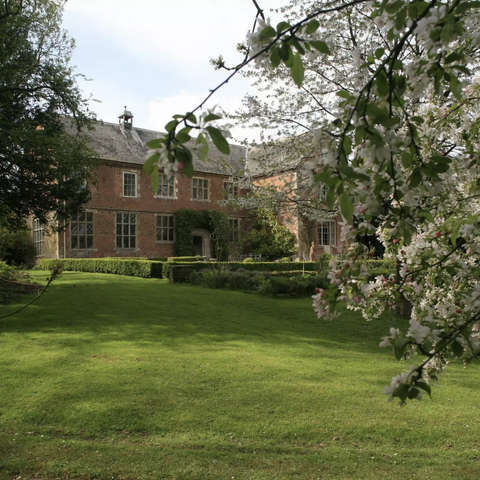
xmin=38 ymin=258 xmax=164 ymax=278
xmin=167 ymin=256 xmax=205 ymax=262
xmin=188 ymin=268 xmax=328 ymax=297
xmin=243 ymin=257 xmax=253 ymax=263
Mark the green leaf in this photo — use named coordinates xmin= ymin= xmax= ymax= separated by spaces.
xmin=354 ymin=125 xmax=365 ymax=145
xmin=165 ymin=120 xmax=178 ymax=133
xmin=401 ymin=151 xmax=413 ymax=168
xmin=451 ymin=340 xmax=464 ymax=358
xmin=182 ymin=159 xmax=194 ymax=178
xmin=289 ymin=36 xmax=305 ymax=55
xmin=418 ymin=210 xmax=435 ymax=223
xmin=203 ymin=113 xmax=222 ymax=122
xmin=339 ymin=192 xmax=353 ymax=222
xmin=276 ymin=21 xmax=290 ymax=34
xmin=338 ymin=165 xmax=355 ymax=178
xmin=449 ymin=74 xmax=461 ymax=100
xmin=150 ymin=165 xmax=159 ymax=192
xmin=337 ymin=90 xmax=352 ymax=99
xmin=326 ymin=185 xmax=336 ymax=209
xmin=440 ymin=21 xmax=454 ymax=43
xmin=403 ymin=226 xmax=412 ymax=246
xmin=450 ymin=223 xmax=460 ymax=248
xmin=290 ymin=53 xmax=305 ymax=87
xmin=305 ymin=19 xmax=320 ymax=34
xmin=342 ymin=136 xmax=352 ymax=156
xmin=146 ymin=138 xmax=164 ymax=149
xmin=416 ymin=381 xmax=432 ymax=398
xmin=376 ymin=70 xmax=390 ymax=97
xmin=280 ymin=42 xmax=291 ymax=61
xmin=205 ymin=126 xmax=230 ymax=154
xmin=386 ymin=0 xmax=403 ymax=14
xmin=392 ymin=383 xmax=410 ymax=401
xmin=444 ymin=52 xmax=462 ymax=64
xmin=453 ymin=65 xmax=471 ymax=75
xmin=410 ymin=116 xmax=424 ymax=124
xmin=143 ymin=153 xmax=159 ymax=175
xmin=407 ymin=387 xmax=420 ymax=399
xmin=259 ymin=25 xmax=276 ymax=40
xmin=270 ymin=46 xmax=281 ymax=68
xmin=393 ymin=338 xmax=410 ymax=360
xmin=186 ymin=113 xmax=197 ymax=124
xmin=375 ymin=47 xmax=384 ymax=59
xmin=310 ymin=40 xmax=330 ymax=54
xmin=176 ymin=127 xmax=192 ymax=144
xmin=395 ymin=6 xmax=407 ymax=32
xmin=409 ymin=169 xmax=423 ymax=188
xmin=175 ymin=145 xmax=193 ymax=166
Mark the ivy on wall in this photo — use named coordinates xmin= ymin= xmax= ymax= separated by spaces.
xmin=175 ymin=209 xmax=229 ymax=261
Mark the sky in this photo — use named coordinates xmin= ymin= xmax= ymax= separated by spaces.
xmin=62 ymin=0 xmax=284 ymax=142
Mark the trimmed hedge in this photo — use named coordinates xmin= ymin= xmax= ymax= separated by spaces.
xmin=167 ymin=256 xmax=205 ymax=262
xmin=38 ymin=258 xmax=164 ymax=278
xmin=188 ymin=269 xmax=330 ymax=297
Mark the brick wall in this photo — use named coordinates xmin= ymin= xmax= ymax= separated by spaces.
xmin=63 ymin=162 xmax=247 ymax=259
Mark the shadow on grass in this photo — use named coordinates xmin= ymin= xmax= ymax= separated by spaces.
xmin=0 ymin=271 xmax=409 ymax=357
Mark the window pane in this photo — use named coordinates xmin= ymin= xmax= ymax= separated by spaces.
xmin=79 ymin=236 xmax=85 ymax=249
xmin=87 ymin=237 xmax=93 ymax=248
xmin=71 ymin=236 xmax=78 ymax=249
xmin=86 ymin=212 xmax=93 ymax=222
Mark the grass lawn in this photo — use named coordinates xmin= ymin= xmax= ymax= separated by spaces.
xmin=0 ymin=271 xmax=479 ymax=480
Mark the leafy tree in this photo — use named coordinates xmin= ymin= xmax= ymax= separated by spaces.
xmin=144 ymin=0 xmax=480 ymax=403
xmin=0 ymin=223 xmax=33 ymax=265
xmin=0 ymin=0 xmax=95 ymax=229
xmin=241 ymin=208 xmax=297 ymax=260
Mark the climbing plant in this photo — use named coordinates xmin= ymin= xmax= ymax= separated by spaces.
xmin=175 ymin=209 xmax=229 ymax=261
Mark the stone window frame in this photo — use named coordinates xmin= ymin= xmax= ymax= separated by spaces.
xmin=223 ymin=181 xmax=238 ymax=197
xmin=33 ymin=218 xmax=45 ymax=257
xmin=156 ymin=174 xmax=176 ymax=199
xmin=192 ymin=177 xmax=210 ymax=201
xmin=318 ymin=220 xmax=336 ymax=246
xmin=156 ymin=214 xmax=175 ymax=243
xmin=123 ymin=171 xmax=138 ymax=198
xmin=116 ymin=212 xmax=137 ymax=249
xmin=71 ymin=211 xmax=94 ymax=249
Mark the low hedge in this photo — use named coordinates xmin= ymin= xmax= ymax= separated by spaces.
xmin=167 ymin=256 xmax=205 ymax=262
xmin=37 ymin=258 xmax=164 ymax=278
xmin=188 ymin=269 xmax=330 ymax=297
xmin=221 ymin=261 xmax=319 ymax=272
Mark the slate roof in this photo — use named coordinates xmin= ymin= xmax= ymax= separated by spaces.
xmin=66 ymin=119 xmax=247 ymax=176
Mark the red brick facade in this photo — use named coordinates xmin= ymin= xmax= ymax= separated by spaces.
xmin=32 ymin=119 xmax=248 ymax=261
xmin=54 ymin=162 xmax=247 ymax=259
